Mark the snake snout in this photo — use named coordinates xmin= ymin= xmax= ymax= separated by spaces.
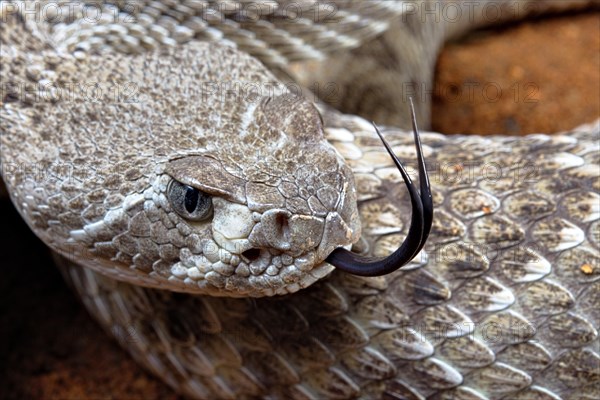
xmin=246 ymin=209 xmax=290 ymax=252
xmin=255 ymin=209 xmax=292 ymax=251
xmin=248 ymin=209 xmax=329 ymax=257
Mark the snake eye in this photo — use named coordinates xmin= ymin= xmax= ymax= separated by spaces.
xmin=167 ymin=179 xmax=213 ymax=221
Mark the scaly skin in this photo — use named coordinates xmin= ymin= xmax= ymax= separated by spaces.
xmin=60 ymin=116 xmax=600 ymax=399
xmin=1 ymin=1 xmax=599 ymax=399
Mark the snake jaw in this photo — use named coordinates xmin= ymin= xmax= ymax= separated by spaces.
xmin=183 ymin=192 xmax=358 ymax=296
xmin=326 ymin=100 xmax=434 ymax=276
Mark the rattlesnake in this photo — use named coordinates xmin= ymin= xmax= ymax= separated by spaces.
xmin=1 ymin=1 xmax=599 ymax=399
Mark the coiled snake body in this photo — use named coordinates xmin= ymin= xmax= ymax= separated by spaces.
xmin=1 ymin=1 xmax=599 ymax=398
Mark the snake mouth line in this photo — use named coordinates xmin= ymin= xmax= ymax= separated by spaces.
xmin=171 ymin=237 xmax=328 ymax=295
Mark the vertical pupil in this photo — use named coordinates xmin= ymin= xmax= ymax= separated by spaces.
xmin=184 ymin=186 xmax=200 ymax=213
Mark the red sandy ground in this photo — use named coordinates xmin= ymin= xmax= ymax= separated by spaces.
xmin=433 ymin=12 xmax=599 ymax=135
xmin=1 ymin=12 xmax=598 ymax=400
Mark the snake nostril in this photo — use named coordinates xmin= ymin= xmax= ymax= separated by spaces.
xmin=242 ymin=248 xmax=261 ymax=262
xmin=275 ymin=213 xmax=290 ymax=240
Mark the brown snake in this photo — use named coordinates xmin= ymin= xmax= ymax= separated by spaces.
xmin=1 ymin=1 xmax=599 ymax=398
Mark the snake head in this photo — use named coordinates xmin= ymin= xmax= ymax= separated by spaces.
xmin=161 ymin=95 xmax=362 ymax=296
xmin=2 ymin=38 xmax=428 ymax=298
